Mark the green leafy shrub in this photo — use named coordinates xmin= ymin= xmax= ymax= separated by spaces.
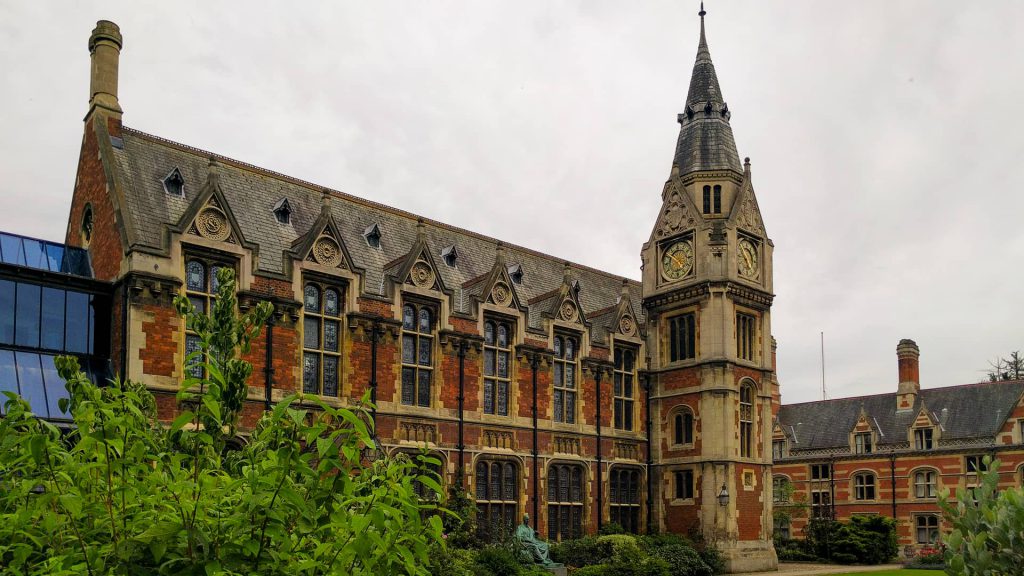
xmin=637 ymin=533 xmax=714 ymax=576
xmin=599 ymin=522 xmax=626 ymax=535
xmin=830 ymin=515 xmax=897 ymax=565
xmin=774 ymin=538 xmax=817 ymax=562
xmin=940 ymin=457 xmax=1024 ymax=575
xmin=597 ymin=533 xmax=642 ymax=562
xmin=473 ymin=545 xmax=523 ymax=576
xmin=0 ymin=268 xmax=444 ymax=575
xmin=550 ymin=535 xmax=613 ymax=567
xmin=428 ymin=543 xmax=476 ymax=576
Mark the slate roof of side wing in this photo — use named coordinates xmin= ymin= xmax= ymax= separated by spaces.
xmin=776 ymin=380 xmax=1024 ymax=452
xmin=108 ymin=127 xmax=644 ymax=338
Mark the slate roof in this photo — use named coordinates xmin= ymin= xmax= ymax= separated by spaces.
xmin=777 ymin=380 xmax=1024 ymax=453
xmin=108 ymin=128 xmax=644 ymax=339
xmin=672 ymin=12 xmax=742 ymax=176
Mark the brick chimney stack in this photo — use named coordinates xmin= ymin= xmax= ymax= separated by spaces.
xmin=87 ymin=20 xmax=123 ymax=123
xmin=896 ymin=339 xmax=920 ymax=412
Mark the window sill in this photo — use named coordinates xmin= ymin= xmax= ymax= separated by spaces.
xmin=669 ymin=497 xmax=696 ymax=506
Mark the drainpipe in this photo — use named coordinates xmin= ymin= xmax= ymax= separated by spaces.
xmin=263 ymin=312 xmax=275 ymax=411
xmin=889 ymin=451 xmax=897 ymax=520
xmin=595 ymin=368 xmax=604 ymax=532
xmin=120 ymin=281 xmax=128 ymax=382
xmin=457 ymin=338 xmax=468 ymax=485
xmin=531 ymin=353 xmax=540 ymax=531
xmin=369 ymin=319 xmax=381 ymax=428
xmin=829 ymin=456 xmax=837 ymax=521
xmin=644 ymin=371 xmax=654 ymax=534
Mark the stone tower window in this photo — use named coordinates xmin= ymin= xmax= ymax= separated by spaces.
xmin=668 ymin=313 xmax=696 ymax=362
xmin=736 ymin=313 xmax=757 ymax=361
xmin=162 ymin=168 xmax=185 ymax=197
xmin=80 ymin=204 xmax=94 ymax=247
xmin=702 ymin=185 xmax=711 ymax=214
xmin=740 ymin=382 xmax=755 ymax=458
xmin=674 ymin=408 xmax=694 ymax=445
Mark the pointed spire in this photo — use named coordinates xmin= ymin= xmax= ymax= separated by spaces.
xmin=672 ymin=4 xmax=743 ymax=176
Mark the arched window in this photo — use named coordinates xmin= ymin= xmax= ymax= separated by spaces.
xmin=476 ymin=459 xmax=519 ymax=540
xmin=740 ymin=382 xmax=755 ymax=458
xmin=613 ymin=347 xmax=636 ymax=430
xmin=302 ymin=282 xmax=343 ymax=396
xmin=702 ymin=185 xmax=711 ymax=214
xmin=914 ymin=469 xmax=938 ymax=499
xmin=673 ymin=408 xmax=694 ymax=446
xmin=713 ymin=185 xmax=722 ymax=213
xmin=553 ymin=335 xmax=578 ymax=424
xmin=401 ymin=302 xmax=435 ymax=407
xmin=609 ymin=467 xmax=642 ymax=533
xmin=548 ymin=463 xmax=584 ymax=541
xmin=853 ymin=472 xmax=876 ymax=501
xmin=483 ymin=319 xmax=513 ymax=415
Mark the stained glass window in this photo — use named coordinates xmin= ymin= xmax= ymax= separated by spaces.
xmin=401 ymin=302 xmax=434 ymax=407
xmin=548 ymin=463 xmax=584 ymax=541
xmin=553 ymin=335 xmax=578 ymax=424
xmin=483 ymin=318 xmax=513 ymax=416
xmin=302 ymin=280 xmax=344 ymax=396
xmin=183 ymin=257 xmax=234 ymax=380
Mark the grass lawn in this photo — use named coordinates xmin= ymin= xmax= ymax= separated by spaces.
xmin=827 ymin=565 xmax=937 ymax=569
xmin=829 ymin=571 xmax=940 ymax=576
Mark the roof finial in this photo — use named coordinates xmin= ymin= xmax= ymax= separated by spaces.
xmin=321 ymin=187 xmax=332 ymax=209
xmin=416 ymin=217 xmax=426 ymax=240
xmin=696 ymin=3 xmax=710 ymax=64
xmin=699 ymin=2 xmax=706 ymax=18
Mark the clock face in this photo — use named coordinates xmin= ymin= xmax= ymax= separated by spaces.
xmin=738 ymin=238 xmax=759 ymax=279
xmin=661 ymin=240 xmax=694 ymax=281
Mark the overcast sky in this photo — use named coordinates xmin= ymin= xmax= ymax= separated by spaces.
xmin=1 ymin=1 xmax=1021 ymax=404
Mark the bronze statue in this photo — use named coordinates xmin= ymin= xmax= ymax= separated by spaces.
xmin=515 ymin=513 xmax=558 ymax=567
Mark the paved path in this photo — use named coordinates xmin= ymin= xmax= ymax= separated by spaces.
xmin=743 ymin=563 xmax=905 ymax=576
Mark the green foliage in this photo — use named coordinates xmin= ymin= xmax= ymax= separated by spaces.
xmin=638 ymin=533 xmax=714 ymax=576
xmin=597 ymin=533 xmax=642 ymax=561
xmin=598 ymin=522 xmax=626 ymax=535
xmin=939 ymin=456 xmax=1024 ymax=575
xmin=442 ymin=482 xmax=481 ymax=549
xmin=550 ymin=535 xmax=613 ymax=567
xmin=0 ymin=268 xmax=444 ymax=575
xmin=472 ymin=546 xmax=524 ymax=576
xmin=793 ymin=515 xmax=896 ymax=565
xmin=774 ymin=538 xmax=817 ymax=562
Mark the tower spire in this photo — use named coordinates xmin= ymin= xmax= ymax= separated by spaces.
xmin=671 ymin=4 xmax=742 ymax=177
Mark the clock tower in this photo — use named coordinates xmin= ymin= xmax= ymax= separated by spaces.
xmin=641 ymin=6 xmax=778 ymax=572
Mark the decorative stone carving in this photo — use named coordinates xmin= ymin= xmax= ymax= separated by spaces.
xmin=655 ymin=185 xmax=697 ymax=239
xmin=399 ymin=421 xmax=437 ymax=444
xmin=483 ymin=429 xmax=515 ymax=450
xmin=558 ymin=300 xmax=578 ymax=323
xmin=312 ymin=236 xmax=343 ymax=268
xmin=491 ymin=282 xmax=512 ymax=307
xmin=618 ymin=315 xmax=635 ymax=337
xmin=410 ymin=260 xmax=435 ymax=289
xmin=553 ymin=436 xmax=581 ymax=456
xmin=195 ymin=207 xmax=231 ymax=241
xmin=738 ymin=193 xmax=764 ymax=235
xmin=614 ymin=440 xmax=639 ymax=461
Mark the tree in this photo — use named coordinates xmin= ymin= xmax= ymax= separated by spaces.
xmin=939 ymin=456 xmax=1024 ymax=575
xmin=0 ymin=268 xmax=444 ymax=575
xmin=986 ymin=351 xmax=1023 ymax=381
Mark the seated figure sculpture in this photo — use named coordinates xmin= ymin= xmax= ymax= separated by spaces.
xmin=515 ymin=513 xmax=558 ymax=567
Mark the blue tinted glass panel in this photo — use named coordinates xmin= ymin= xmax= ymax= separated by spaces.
xmin=65 ymin=291 xmax=90 ymax=354
xmin=0 ymin=280 xmax=13 ymax=345
xmin=22 ymin=239 xmax=47 ymax=270
xmin=0 ymin=350 xmax=17 ymax=415
xmin=62 ymin=246 xmax=92 ymax=277
xmin=45 ymin=243 xmax=65 ymax=272
xmin=15 ymin=352 xmax=47 ymax=418
xmin=0 ymin=234 xmax=25 ymax=265
xmin=40 ymin=354 xmax=69 ymax=419
xmin=88 ymin=295 xmax=95 ymax=354
xmin=15 ymin=283 xmax=41 ymax=348
xmin=41 ymin=288 xmax=66 ymax=350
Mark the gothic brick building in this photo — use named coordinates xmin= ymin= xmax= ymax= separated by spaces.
xmin=0 ymin=7 xmax=1012 ymax=574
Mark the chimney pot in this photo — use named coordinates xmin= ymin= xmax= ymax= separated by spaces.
xmin=896 ymin=339 xmax=920 ymax=409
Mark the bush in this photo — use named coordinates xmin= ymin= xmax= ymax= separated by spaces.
xmin=597 ymin=533 xmax=642 ymax=562
xmin=0 ymin=268 xmax=444 ymax=575
xmin=429 ymin=543 xmax=476 ymax=576
xmin=830 ymin=515 xmax=897 ymax=565
xmin=599 ymin=522 xmax=626 ymax=535
xmin=940 ymin=457 xmax=1024 ymax=575
xmin=550 ymin=536 xmax=613 ymax=567
xmin=473 ymin=546 xmax=523 ymax=576
xmin=774 ymin=538 xmax=817 ymax=562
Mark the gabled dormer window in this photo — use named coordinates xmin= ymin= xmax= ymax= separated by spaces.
xmin=914 ymin=428 xmax=934 ymax=450
xmin=272 ymin=198 xmax=291 ymax=224
xmin=163 ymin=168 xmax=185 ymax=197
xmin=854 ymin=432 xmax=873 ymax=454
xmin=441 ymin=245 xmax=458 ymax=268
xmin=364 ymin=223 xmax=381 ymax=249
xmin=508 ymin=263 xmax=524 ymax=285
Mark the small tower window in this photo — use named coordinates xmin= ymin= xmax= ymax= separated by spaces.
xmin=441 ymin=245 xmax=458 ymax=268
xmin=162 ymin=168 xmax=185 ymax=197
xmin=702 ymin=186 xmax=711 ymax=214
xmin=80 ymin=204 xmax=94 ymax=247
xmin=364 ymin=223 xmax=381 ymax=249
xmin=272 ymin=198 xmax=291 ymax=224
xmin=508 ymin=263 xmax=524 ymax=285
xmin=713 ymin=185 xmax=722 ymax=213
